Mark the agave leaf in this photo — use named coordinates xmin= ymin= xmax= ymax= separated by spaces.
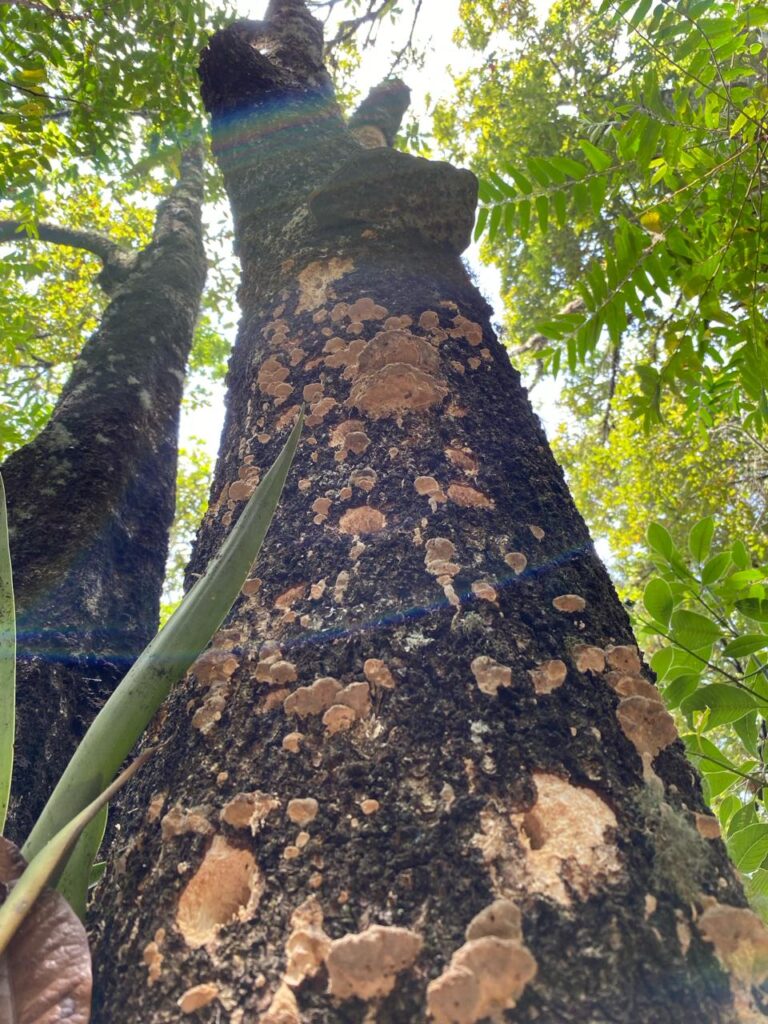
xmin=57 ymin=805 xmax=107 ymax=920
xmin=0 ymin=749 xmax=151 ymax=960
xmin=22 ymin=412 xmax=303 ymax=911
xmin=0 ymin=837 xmax=91 ymax=1023
xmin=0 ymin=474 xmax=15 ymax=836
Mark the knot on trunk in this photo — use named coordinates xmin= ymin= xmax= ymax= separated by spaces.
xmin=309 ymin=149 xmax=478 ymax=255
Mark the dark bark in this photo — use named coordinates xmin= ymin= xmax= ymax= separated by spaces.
xmin=2 ymin=147 xmax=207 ymax=844
xmin=90 ymin=6 xmax=768 ymax=1023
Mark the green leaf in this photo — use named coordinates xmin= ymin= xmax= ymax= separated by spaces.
xmin=518 ymin=199 xmax=531 ymax=238
xmin=733 ymin=712 xmax=758 ymax=756
xmin=728 ymin=800 xmax=758 ymax=837
xmin=732 ymin=541 xmax=750 ymax=570
xmin=650 ymin=646 xmax=674 ymax=680
xmin=682 ymin=733 xmax=741 ymax=797
xmin=701 ymin=552 xmax=731 ymax=585
xmin=473 ymin=206 xmax=488 ymax=242
xmin=717 ymin=795 xmax=741 ymax=831
xmin=577 ymin=138 xmax=613 ymax=172
xmin=671 ymin=608 xmax=721 ymax=650
xmin=57 ymin=802 xmax=107 ymax=919
xmin=644 ymin=577 xmax=673 ymax=627
xmin=504 ymin=166 xmax=533 ymax=195
xmin=0 ymin=474 xmax=15 ymax=836
xmin=663 ymin=673 xmax=699 ymax=709
xmin=535 ymin=194 xmax=549 ymax=233
xmin=728 ymin=823 xmax=768 ymax=873
xmin=23 ymin=413 xmax=305 ymax=910
xmin=723 ymin=635 xmax=768 ymax=658
xmin=736 ymin=599 xmax=768 ymax=623
xmin=688 ymin=516 xmax=715 ymax=563
xmin=487 ymin=204 xmax=502 ymax=244
xmin=681 ymin=684 xmax=757 ymax=729
xmin=647 ymin=521 xmax=673 ymax=559
xmin=729 ymin=111 xmax=749 ymax=138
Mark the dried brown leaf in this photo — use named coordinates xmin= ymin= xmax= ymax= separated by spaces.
xmin=0 ymin=837 xmax=91 ymax=1023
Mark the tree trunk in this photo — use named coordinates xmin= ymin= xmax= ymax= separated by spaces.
xmin=90 ymin=5 xmax=768 ymax=1022
xmin=2 ymin=148 xmax=207 ymax=843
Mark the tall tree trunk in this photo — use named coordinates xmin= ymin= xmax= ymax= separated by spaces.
xmin=2 ymin=148 xmax=207 ymax=843
xmin=91 ymin=5 xmax=768 ymax=1021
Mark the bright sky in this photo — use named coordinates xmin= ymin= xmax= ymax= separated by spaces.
xmin=182 ymin=0 xmax=560 ymax=463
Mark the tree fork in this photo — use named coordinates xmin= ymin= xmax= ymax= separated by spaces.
xmin=2 ymin=147 xmax=207 ymax=843
xmin=91 ymin=6 xmax=768 ymax=1022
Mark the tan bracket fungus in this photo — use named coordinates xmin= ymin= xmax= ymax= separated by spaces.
xmin=427 ymin=900 xmax=536 ymax=1024
xmin=347 ymin=329 xmax=449 ymax=420
xmin=697 ymin=900 xmax=768 ymax=1021
xmin=609 ymin=673 xmax=678 ymax=762
xmin=325 ymin=924 xmax=423 ymax=1000
xmin=220 ymin=791 xmax=280 ymax=833
xmin=529 ymin=659 xmax=567 ymax=695
xmin=471 ymin=656 xmax=512 ymax=697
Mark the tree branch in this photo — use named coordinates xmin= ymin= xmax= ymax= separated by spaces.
xmin=0 ymin=219 xmax=135 ymax=292
xmin=348 ymin=77 xmax=411 ymax=147
xmin=323 ymin=0 xmax=395 ymax=55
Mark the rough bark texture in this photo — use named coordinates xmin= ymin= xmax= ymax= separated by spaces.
xmin=2 ymin=148 xmax=207 ymax=843
xmin=91 ymin=6 xmax=768 ymax=1023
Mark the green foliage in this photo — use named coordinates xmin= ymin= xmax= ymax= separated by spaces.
xmin=160 ymin=438 xmax=214 ymax=622
xmin=0 ymin=175 xmax=158 ymax=458
xmin=551 ymin=375 xmax=768 ymax=596
xmin=640 ymin=517 xmax=768 ymax=909
xmin=467 ymin=0 xmax=768 ymax=430
xmin=0 ymin=0 xmax=235 ymax=196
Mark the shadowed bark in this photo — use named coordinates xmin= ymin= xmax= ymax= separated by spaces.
xmin=89 ymin=5 xmax=768 ymax=1023
xmin=2 ymin=148 xmax=207 ymax=843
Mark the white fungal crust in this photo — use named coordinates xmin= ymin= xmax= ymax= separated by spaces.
xmin=175 ymin=835 xmax=263 ymax=948
xmin=510 ymin=773 xmax=621 ymax=905
xmin=427 ymin=901 xmax=536 ymax=1024
xmin=325 ymin=924 xmax=423 ymax=1000
xmin=296 ymin=257 xmax=354 ymax=313
xmin=284 ymin=897 xmax=332 ymax=988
